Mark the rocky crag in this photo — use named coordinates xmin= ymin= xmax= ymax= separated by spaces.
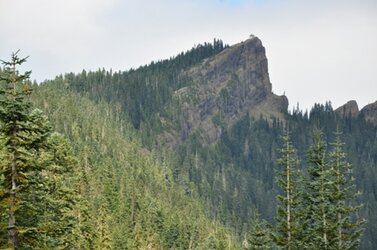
xmin=335 ymin=100 xmax=377 ymax=125
xmin=335 ymin=100 xmax=359 ymax=118
xmin=163 ymin=36 xmax=288 ymax=145
xmin=360 ymin=101 xmax=377 ymax=125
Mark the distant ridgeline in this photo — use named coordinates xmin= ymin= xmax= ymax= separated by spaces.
xmin=63 ymin=38 xmax=228 ymax=130
xmin=3 ymin=37 xmax=375 ymax=248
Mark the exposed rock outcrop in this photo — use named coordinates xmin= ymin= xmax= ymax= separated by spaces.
xmin=170 ymin=36 xmax=287 ymax=144
xmin=335 ymin=100 xmax=359 ymax=118
xmin=361 ymin=101 xmax=377 ymax=125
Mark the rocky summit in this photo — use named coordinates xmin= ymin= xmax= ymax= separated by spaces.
xmin=335 ymin=100 xmax=359 ymax=117
xmin=361 ymin=101 xmax=377 ymax=125
xmin=18 ymin=34 xmax=377 ymax=250
xmin=169 ymin=36 xmax=288 ymax=144
xmin=335 ymin=100 xmax=377 ymax=125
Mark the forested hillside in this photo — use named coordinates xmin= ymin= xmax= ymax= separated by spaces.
xmin=1 ymin=53 xmax=239 ymax=249
xmin=1 ymin=37 xmax=376 ymax=249
xmin=30 ymin=77 xmax=239 ymax=249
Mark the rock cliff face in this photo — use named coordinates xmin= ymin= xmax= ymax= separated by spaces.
xmin=168 ymin=36 xmax=288 ymax=144
xmin=335 ymin=100 xmax=359 ymax=117
xmin=361 ymin=101 xmax=377 ymax=125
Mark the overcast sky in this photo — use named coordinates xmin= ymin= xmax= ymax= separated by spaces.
xmin=1 ymin=0 xmax=376 ymax=111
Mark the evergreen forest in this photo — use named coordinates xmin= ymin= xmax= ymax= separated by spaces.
xmin=1 ymin=39 xmax=376 ymax=249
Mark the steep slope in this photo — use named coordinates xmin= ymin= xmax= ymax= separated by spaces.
xmin=63 ymin=37 xmax=287 ymax=147
xmin=30 ymin=80 xmax=241 ymax=249
xmin=31 ymin=37 xmax=377 ymax=249
xmin=335 ymin=100 xmax=359 ymax=117
xmin=361 ymin=101 xmax=377 ymax=125
xmin=169 ymin=36 xmax=288 ymax=144
xmin=64 ymin=39 xmax=228 ymax=132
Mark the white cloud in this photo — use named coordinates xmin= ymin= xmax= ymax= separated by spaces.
xmin=0 ymin=0 xmax=376 ymax=110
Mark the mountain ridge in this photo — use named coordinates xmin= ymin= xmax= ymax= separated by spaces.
xmin=335 ymin=100 xmax=377 ymax=124
xmin=360 ymin=100 xmax=377 ymax=124
xmin=335 ymin=100 xmax=359 ymax=117
xmin=27 ymin=36 xmax=377 ymax=249
xmin=161 ymin=36 xmax=288 ymax=146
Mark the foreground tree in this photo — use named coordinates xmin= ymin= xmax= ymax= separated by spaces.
xmin=328 ymin=130 xmax=364 ymax=249
xmin=302 ymin=129 xmax=334 ymax=249
xmin=272 ymin=129 xmax=302 ymax=249
xmin=244 ymin=212 xmax=272 ymax=250
xmin=0 ymin=52 xmax=34 ymax=248
xmin=0 ymin=52 xmax=78 ymax=249
xmin=299 ymin=128 xmax=364 ymax=249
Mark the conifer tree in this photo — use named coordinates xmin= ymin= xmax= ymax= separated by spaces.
xmin=0 ymin=52 xmax=34 ymax=248
xmin=72 ymin=198 xmax=96 ymax=249
xmin=272 ymin=129 xmax=301 ymax=249
xmin=0 ymin=52 xmax=79 ymax=249
xmin=303 ymin=129 xmax=334 ymax=249
xmin=95 ymin=204 xmax=112 ymax=249
xmin=328 ymin=129 xmax=364 ymax=249
xmin=35 ymin=131 xmax=79 ymax=248
xmin=245 ymin=212 xmax=271 ymax=250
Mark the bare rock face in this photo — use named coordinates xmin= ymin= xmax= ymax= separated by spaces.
xmin=335 ymin=100 xmax=359 ymax=117
xmin=171 ymin=36 xmax=288 ymax=144
xmin=361 ymin=101 xmax=377 ymax=125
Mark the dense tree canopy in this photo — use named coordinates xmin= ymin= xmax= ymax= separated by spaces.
xmin=0 ymin=53 xmax=80 ymax=249
xmin=0 ymin=39 xmax=374 ymax=249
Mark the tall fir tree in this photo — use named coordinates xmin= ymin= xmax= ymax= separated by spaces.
xmin=0 ymin=52 xmax=80 ymax=249
xmin=303 ymin=128 xmax=334 ymax=249
xmin=95 ymin=204 xmax=112 ymax=249
xmin=244 ymin=211 xmax=272 ymax=250
xmin=272 ymin=128 xmax=302 ymax=249
xmin=328 ymin=129 xmax=364 ymax=249
xmin=0 ymin=52 xmax=34 ymax=248
xmin=35 ymin=131 xmax=79 ymax=248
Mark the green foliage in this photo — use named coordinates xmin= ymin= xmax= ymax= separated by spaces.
xmin=1 ymin=38 xmax=374 ymax=249
xmin=272 ymin=129 xmax=302 ymax=249
xmin=36 ymin=53 xmax=377 ymax=249
xmin=64 ymin=39 xmax=227 ymax=131
xmin=244 ymin=212 xmax=272 ymax=250
xmin=328 ymin=129 xmax=365 ymax=249
xmin=272 ymin=127 xmax=364 ymax=250
xmin=0 ymin=53 xmax=79 ymax=249
xmin=302 ymin=129 xmax=334 ymax=249
xmin=31 ymin=79 xmax=240 ymax=249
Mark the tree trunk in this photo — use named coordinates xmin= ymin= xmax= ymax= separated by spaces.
xmin=8 ymin=146 xmax=17 ymax=248
xmin=286 ymin=141 xmax=292 ymax=250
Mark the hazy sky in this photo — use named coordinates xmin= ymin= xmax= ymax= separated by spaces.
xmin=1 ymin=0 xmax=376 ymax=111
